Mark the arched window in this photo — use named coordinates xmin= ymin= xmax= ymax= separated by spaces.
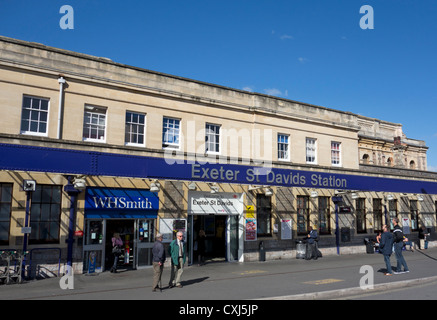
xmin=409 ymin=160 xmax=416 ymax=169
xmin=362 ymin=154 xmax=370 ymax=164
xmin=387 ymin=157 xmax=394 ymax=167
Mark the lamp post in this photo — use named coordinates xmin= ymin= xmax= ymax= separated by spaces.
xmin=332 ymin=196 xmax=343 ymax=255
xmin=63 ymin=176 xmax=86 ymax=269
xmin=22 ymin=179 xmax=36 ymax=278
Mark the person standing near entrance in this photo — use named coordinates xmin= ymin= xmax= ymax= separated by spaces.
xmin=168 ymin=231 xmax=186 ymax=288
xmin=392 ymin=218 xmax=410 ymax=274
xmin=197 ymin=229 xmax=206 ymax=266
xmin=379 ymin=224 xmax=394 ymax=276
xmin=152 ymin=233 xmax=165 ymax=292
xmin=111 ymin=233 xmax=123 ymax=273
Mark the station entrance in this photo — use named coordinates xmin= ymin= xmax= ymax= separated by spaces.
xmin=189 ymin=214 xmax=239 ymax=265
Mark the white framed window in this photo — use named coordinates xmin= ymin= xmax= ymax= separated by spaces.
xmin=306 ymin=138 xmax=317 ymax=164
xmin=125 ymin=111 xmax=146 ymax=146
xmin=162 ymin=117 xmax=180 ymax=149
xmin=277 ymin=134 xmax=289 ymax=161
xmin=20 ymin=95 xmax=49 ymax=136
xmin=331 ymin=141 xmax=341 ymax=166
xmin=205 ymin=123 xmax=220 ymax=154
xmin=83 ymin=105 xmax=107 ymax=142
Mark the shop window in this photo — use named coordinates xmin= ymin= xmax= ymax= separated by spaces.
xmin=388 ymin=199 xmax=398 ymax=230
xmin=297 ymin=195 xmax=309 ymax=235
xmin=373 ymin=198 xmax=383 ymax=232
xmin=0 ymin=183 xmax=12 ymax=245
xmin=318 ymin=197 xmax=331 ymax=234
xmin=20 ymin=95 xmax=49 ymax=136
xmin=125 ymin=111 xmax=146 ymax=146
xmin=29 ymin=185 xmax=62 ymax=244
xmin=356 ymin=198 xmax=366 ymax=233
xmin=256 ymin=194 xmax=271 ymax=237
xmin=410 ymin=200 xmax=419 ymax=232
xmin=83 ymin=105 xmax=107 ymax=142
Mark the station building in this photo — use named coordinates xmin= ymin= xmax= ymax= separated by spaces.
xmin=0 ymin=36 xmax=436 ymax=275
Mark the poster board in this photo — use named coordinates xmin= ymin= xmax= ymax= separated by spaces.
xmin=245 ymin=218 xmax=257 ymax=241
xmin=281 ymin=219 xmax=292 ymax=240
xmin=159 ymin=218 xmax=187 ymax=243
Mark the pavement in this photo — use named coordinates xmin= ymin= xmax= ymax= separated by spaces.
xmin=1 ymin=247 xmax=437 ymax=301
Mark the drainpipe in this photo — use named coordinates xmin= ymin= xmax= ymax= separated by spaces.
xmin=57 ymin=77 xmax=66 ymax=139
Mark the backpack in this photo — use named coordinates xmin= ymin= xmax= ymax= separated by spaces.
xmin=393 ymin=227 xmax=404 ymax=243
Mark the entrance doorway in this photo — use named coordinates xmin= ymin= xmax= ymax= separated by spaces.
xmin=191 ymin=215 xmax=237 ymax=264
xmin=106 ymin=220 xmax=135 ymax=270
xmin=82 ymin=218 xmax=155 ymax=273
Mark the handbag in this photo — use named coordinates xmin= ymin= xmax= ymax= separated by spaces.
xmin=112 ymin=245 xmax=122 ymax=255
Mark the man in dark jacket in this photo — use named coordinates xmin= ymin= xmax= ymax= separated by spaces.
xmin=392 ymin=218 xmax=410 ymax=274
xmin=306 ymin=226 xmax=319 ymax=260
xmin=152 ymin=233 xmax=166 ymax=292
xmin=379 ymin=224 xmax=394 ymax=276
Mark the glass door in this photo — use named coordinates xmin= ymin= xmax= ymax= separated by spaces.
xmin=229 ymin=215 xmax=239 ymax=261
xmin=83 ymin=219 xmax=106 ymax=273
xmin=134 ymin=219 xmax=155 ymax=269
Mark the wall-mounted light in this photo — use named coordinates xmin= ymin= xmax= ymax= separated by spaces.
xmin=386 ymin=194 xmax=394 ymax=201
xmin=150 ymin=180 xmax=161 ymax=192
xmin=310 ymin=191 xmax=318 ymax=198
xmin=22 ymin=179 xmax=36 ymax=192
xmin=73 ymin=178 xmax=86 ymax=191
xmin=351 ymin=193 xmax=359 ymax=199
xmin=417 ymin=195 xmax=424 ymax=201
xmin=188 ymin=182 xmax=197 ymax=191
xmin=264 ymin=188 xmax=273 ymax=196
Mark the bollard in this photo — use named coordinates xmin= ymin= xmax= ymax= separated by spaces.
xmin=259 ymin=241 xmax=265 ymax=261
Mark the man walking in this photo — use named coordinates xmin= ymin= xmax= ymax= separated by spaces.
xmin=168 ymin=231 xmax=186 ymax=288
xmin=379 ymin=224 xmax=394 ymax=276
xmin=392 ymin=218 xmax=410 ymax=274
xmin=152 ymin=233 xmax=165 ymax=292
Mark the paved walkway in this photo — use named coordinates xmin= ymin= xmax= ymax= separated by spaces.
xmin=1 ymin=248 xmax=436 ymax=300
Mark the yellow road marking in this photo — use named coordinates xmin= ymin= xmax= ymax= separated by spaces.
xmin=235 ymin=270 xmax=267 ymax=276
xmin=303 ymin=278 xmax=344 ymax=285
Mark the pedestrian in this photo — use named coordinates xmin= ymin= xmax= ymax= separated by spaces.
xmin=152 ymin=233 xmax=166 ymax=292
xmin=419 ymin=225 xmax=430 ymax=250
xmin=197 ymin=229 xmax=206 ymax=266
xmin=379 ymin=224 xmax=394 ymax=276
xmin=392 ymin=218 xmax=410 ymax=274
xmin=305 ymin=226 xmax=318 ymax=260
xmin=168 ymin=231 xmax=186 ymax=288
xmin=110 ymin=232 xmax=123 ymax=273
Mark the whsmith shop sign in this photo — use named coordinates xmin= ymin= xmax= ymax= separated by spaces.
xmin=2 ymin=143 xmax=437 ymax=195
xmin=84 ymin=187 xmax=159 ymax=219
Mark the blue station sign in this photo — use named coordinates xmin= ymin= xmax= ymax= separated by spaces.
xmin=2 ymin=143 xmax=437 ymax=195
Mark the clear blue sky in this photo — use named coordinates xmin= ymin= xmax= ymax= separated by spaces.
xmin=1 ymin=0 xmax=437 ymax=170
